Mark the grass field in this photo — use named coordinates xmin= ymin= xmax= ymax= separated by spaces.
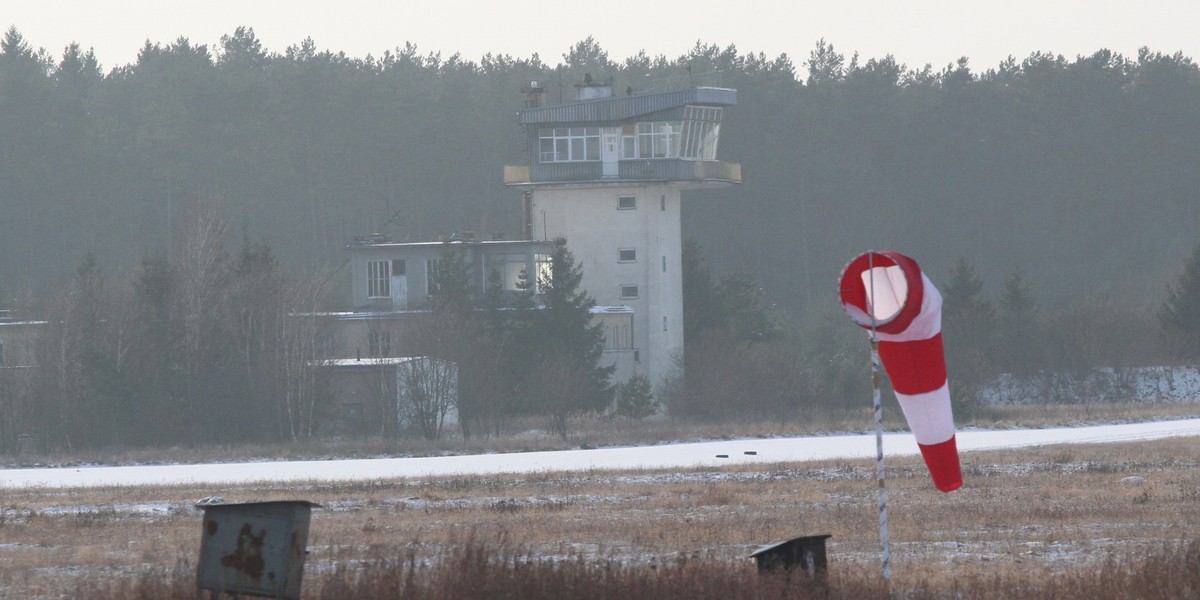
xmin=2 ymin=407 xmax=1199 ymax=598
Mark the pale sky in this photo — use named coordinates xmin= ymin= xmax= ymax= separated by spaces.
xmin=6 ymin=0 xmax=1200 ymax=73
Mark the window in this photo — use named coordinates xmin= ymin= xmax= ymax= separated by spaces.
xmin=607 ymin=324 xmax=632 ymax=350
xmin=538 ymin=127 xmax=601 ymax=162
xmin=491 ymin=253 xmax=529 ymax=291
xmin=618 ymin=248 xmax=637 ymax=263
xmin=660 ymin=195 xmax=666 ymax=211
xmin=618 ymin=196 xmax=636 ymax=210
xmin=368 ymin=331 xmax=392 ymax=357
xmin=619 ymin=284 xmax=639 ymax=299
xmin=636 ymin=121 xmax=681 ymax=158
xmin=663 ymin=316 xmax=668 ymax=331
xmin=680 ymin=105 xmax=723 ymax=160
xmin=391 ymin=259 xmax=406 ymax=275
xmin=426 ymin=259 xmax=441 ymax=296
xmin=534 ymin=253 xmax=552 ymax=290
xmin=662 ymin=256 xmax=667 ymax=272
xmin=0 ymin=341 xmax=4 ymax=366
xmin=368 ymin=260 xmax=390 ymax=298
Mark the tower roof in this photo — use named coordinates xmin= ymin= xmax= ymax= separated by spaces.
xmin=518 ymin=87 xmax=736 ymax=125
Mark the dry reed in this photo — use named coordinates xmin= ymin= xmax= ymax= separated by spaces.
xmin=2 ymin=430 xmax=1199 ymax=598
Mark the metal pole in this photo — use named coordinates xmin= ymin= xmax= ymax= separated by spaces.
xmin=867 ymin=253 xmax=892 ymax=582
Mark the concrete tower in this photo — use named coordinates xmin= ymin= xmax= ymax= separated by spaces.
xmin=504 ymin=80 xmax=740 ymax=392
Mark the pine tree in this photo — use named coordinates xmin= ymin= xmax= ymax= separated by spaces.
xmin=996 ymin=265 xmax=1040 ymax=374
xmin=1159 ymin=243 xmax=1200 ymax=359
xmin=615 ymin=374 xmax=659 ymax=420
xmin=528 ymin=237 xmax=614 ymax=437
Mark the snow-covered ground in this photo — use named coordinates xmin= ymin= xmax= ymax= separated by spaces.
xmin=3 ymin=419 xmax=1199 ymax=489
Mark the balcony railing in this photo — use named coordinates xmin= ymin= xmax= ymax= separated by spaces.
xmin=503 ymin=160 xmax=741 ymax=186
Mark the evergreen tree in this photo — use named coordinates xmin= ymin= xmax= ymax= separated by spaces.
xmin=528 ymin=237 xmax=614 ymax=437
xmin=996 ymin=265 xmax=1040 ymax=374
xmin=1159 ymin=243 xmax=1200 ymax=360
xmin=940 ymin=257 xmax=997 ymax=404
xmin=615 ymin=374 xmax=659 ymax=420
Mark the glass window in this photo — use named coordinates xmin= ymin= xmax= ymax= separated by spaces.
xmin=607 ymin=324 xmax=632 ymax=351
xmin=490 ymin=253 xmax=535 ymax=291
xmin=368 ymin=260 xmax=390 ymax=298
xmin=629 ymin=121 xmax=682 ymax=159
xmin=619 ymin=248 xmax=637 ymax=263
xmin=618 ymin=196 xmax=636 ymax=210
xmin=538 ymin=127 xmax=602 ymax=162
xmin=620 ymin=284 xmax=639 ymax=299
xmin=426 ymin=259 xmax=441 ymax=296
xmin=680 ymin=105 xmax=723 ymax=160
xmin=535 ymin=253 xmax=552 ymax=290
xmin=622 ymin=135 xmax=637 ymax=159
xmin=368 ymin=331 xmax=392 ymax=357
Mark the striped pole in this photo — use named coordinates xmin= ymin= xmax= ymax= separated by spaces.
xmin=867 ymin=253 xmax=891 ymax=582
xmin=870 ymin=336 xmax=892 ymax=581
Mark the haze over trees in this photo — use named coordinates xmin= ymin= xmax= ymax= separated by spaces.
xmin=1 ymin=25 xmax=1198 ymax=450
xmin=2 ymin=26 xmax=1198 ymax=313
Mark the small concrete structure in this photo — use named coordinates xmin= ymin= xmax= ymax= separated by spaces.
xmin=196 ymin=501 xmax=319 ymax=599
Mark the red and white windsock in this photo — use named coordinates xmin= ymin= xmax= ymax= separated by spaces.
xmin=838 ymin=251 xmax=962 ymax=492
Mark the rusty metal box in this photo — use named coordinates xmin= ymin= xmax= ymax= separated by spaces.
xmin=196 ymin=501 xmax=318 ymax=599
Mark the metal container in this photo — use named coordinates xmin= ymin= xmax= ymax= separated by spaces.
xmin=196 ymin=501 xmax=319 ymax=599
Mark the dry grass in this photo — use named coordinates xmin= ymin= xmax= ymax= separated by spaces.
xmin=2 ymin=433 xmax=1199 ymax=598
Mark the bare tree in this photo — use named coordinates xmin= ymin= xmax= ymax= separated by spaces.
xmin=275 ymin=278 xmax=333 ymax=440
xmin=398 ymin=358 xmax=458 ymax=440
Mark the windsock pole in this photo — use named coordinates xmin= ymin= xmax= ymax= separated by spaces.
xmin=867 ymin=253 xmax=892 ymax=582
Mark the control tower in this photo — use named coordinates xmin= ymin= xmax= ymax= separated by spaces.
xmin=504 ymin=79 xmax=740 ymax=391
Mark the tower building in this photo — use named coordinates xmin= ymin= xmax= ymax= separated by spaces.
xmin=504 ymin=80 xmax=740 ymax=390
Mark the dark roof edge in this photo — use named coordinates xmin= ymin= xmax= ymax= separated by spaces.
xmin=519 ymin=87 xmax=736 ymax=125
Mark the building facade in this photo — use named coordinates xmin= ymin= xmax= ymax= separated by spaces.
xmin=504 ymin=82 xmax=740 ymax=391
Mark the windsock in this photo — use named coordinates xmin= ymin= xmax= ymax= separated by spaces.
xmin=838 ymin=251 xmax=962 ymax=492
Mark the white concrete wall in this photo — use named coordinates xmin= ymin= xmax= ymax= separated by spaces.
xmin=530 ymin=184 xmax=684 ymax=392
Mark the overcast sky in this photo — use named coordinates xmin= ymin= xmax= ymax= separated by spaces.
xmin=6 ymin=0 xmax=1200 ymax=73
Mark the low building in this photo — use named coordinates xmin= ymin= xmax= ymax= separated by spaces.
xmin=323 ymin=356 xmax=458 ymax=439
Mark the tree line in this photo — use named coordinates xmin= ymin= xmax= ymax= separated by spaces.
xmin=0 ymin=208 xmax=1194 ymax=452
xmin=0 ymin=201 xmax=621 ymax=451
xmin=3 ymin=27 xmax=1198 ymax=319
xmin=2 ymin=26 xmax=1200 ymax=451
xmin=0 ymin=197 xmax=331 ymax=452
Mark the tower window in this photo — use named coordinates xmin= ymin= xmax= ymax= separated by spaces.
xmin=538 ymin=127 xmax=601 ymax=162
xmin=618 ymin=196 xmax=636 ymax=210
xmin=620 ymin=285 xmax=639 ymax=299
xmin=619 ymin=248 xmax=637 ymax=263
